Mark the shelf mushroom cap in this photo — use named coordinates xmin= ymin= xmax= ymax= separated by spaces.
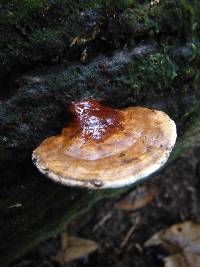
xmin=32 ymin=99 xmax=177 ymax=189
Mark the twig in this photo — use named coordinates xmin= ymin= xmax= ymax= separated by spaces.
xmin=120 ymin=216 xmax=140 ymax=248
xmin=93 ymin=213 xmax=112 ymax=232
xmin=8 ymin=203 xmax=22 ymax=209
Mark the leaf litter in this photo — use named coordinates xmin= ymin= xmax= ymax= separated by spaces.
xmin=145 ymin=221 xmax=200 ymax=267
xmin=116 ymin=184 xmax=157 ymax=211
xmin=53 ymin=232 xmax=98 ymax=265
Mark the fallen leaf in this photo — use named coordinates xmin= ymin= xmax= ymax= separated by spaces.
xmin=70 ymin=35 xmax=80 ymax=47
xmin=145 ymin=221 xmax=200 ymax=267
xmin=116 ymin=185 xmax=157 ymax=211
xmin=53 ymin=232 xmax=98 ymax=264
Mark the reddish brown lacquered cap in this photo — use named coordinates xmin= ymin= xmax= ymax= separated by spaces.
xmin=32 ymin=99 xmax=177 ymax=189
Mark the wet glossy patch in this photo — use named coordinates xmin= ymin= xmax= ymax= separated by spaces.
xmin=64 ymin=99 xmax=124 ymax=142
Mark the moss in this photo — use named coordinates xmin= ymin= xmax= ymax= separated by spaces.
xmin=0 ymin=0 xmax=134 ymax=25
xmin=1 ymin=0 xmax=199 ymax=42
xmin=82 ymin=0 xmax=138 ymax=9
xmin=1 ymin=0 xmax=200 ymax=82
xmin=120 ymin=0 xmax=200 ymax=42
xmin=118 ymin=41 xmax=200 ymax=98
xmin=126 ymin=52 xmax=178 ymax=94
xmin=157 ymin=0 xmax=199 ymax=37
xmin=177 ymin=41 xmax=200 ymax=92
xmin=189 ymin=40 xmax=200 ymax=62
xmin=100 ymin=0 xmax=137 ymax=9
xmin=121 ymin=4 xmax=155 ymax=37
xmin=0 ymin=0 xmax=83 ymax=28
xmin=30 ymin=27 xmax=64 ymax=43
xmin=171 ymin=101 xmax=200 ymax=160
xmin=0 ymin=0 xmax=48 ymax=24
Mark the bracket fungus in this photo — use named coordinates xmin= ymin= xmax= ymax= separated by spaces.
xmin=32 ymin=99 xmax=177 ymax=189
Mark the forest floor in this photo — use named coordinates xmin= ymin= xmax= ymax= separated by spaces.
xmin=9 ymin=146 xmax=200 ymax=267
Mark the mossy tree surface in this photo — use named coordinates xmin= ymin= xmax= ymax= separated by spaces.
xmin=0 ymin=0 xmax=200 ymax=266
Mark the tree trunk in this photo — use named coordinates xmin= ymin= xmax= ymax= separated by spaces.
xmin=1 ymin=0 xmax=200 ymax=265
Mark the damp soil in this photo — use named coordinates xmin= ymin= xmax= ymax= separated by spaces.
xmin=9 ymin=146 xmax=200 ymax=267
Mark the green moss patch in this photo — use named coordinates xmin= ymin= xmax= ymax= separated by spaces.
xmin=127 ymin=52 xmax=178 ymax=93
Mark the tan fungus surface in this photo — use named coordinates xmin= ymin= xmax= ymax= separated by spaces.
xmin=32 ymin=101 xmax=176 ymax=189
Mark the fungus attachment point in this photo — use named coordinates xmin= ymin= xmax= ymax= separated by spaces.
xmin=65 ymin=99 xmax=124 ymax=142
xmin=32 ymin=99 xmax=177 ymax=189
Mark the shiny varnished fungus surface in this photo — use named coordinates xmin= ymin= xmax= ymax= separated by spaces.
xmin=64 ymin=99 xmax=124 ymax=142
xmin=32 ymin=99 xmax=177 ymax=189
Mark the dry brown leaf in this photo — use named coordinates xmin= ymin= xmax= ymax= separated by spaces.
xmin=145 ymin=221 xmax=200 ymax=267
xmin=70 ymin=35 xmax=81 ymax=47
xmin=116 ymin=185 xmax=157 ymax=211
xmin=53 ymin=232 xmax=98 ymax=264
